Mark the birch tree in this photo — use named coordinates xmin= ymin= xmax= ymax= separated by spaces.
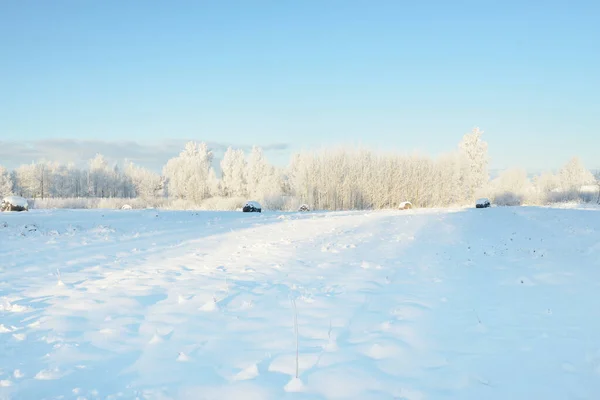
xmin=124 ymin=162 xmax=163 ymax=199
xmin=458 ymin=127 xmax=489 ymax=201
xmin=163 ymin=141 xmax=213 ymax=203
xmin=0 ymin=165 xmax=13 ymax=197
xmin=558 ymin=157 xmax=595 ymax=191
xmin=220 ymin=147 xmax=247 ymax=197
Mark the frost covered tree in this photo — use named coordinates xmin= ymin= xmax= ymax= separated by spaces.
xmin=220 ymin=147 xmax=247 ymax=197
xmin=489 ymin=168 xmax=531 ymax=205
xmin=246 ymin=146 xmax=268 ymax=198
xmin=0 ymin=165 xmax=13 ymax=197
xmin=67 ymin=164 xmax=88 ymax=198
xmin=13 ymin=164 xmax=36 ymax=197
xmin=458 ymin=127 xmax=489 ymax=200
xmin=244 ymin=146 xmax=283 ymax=200
xmin=558 ymin=157 xmax=595 ymax=191
xmin=46 ymin=162 xmax=69 ymax=198
xmin=88 ymin=154 xmax=113 ymax=197
xmin=207 ymin=167 xmax=221 ymax=198
xmin=12 ymin=162 xmax=52 ymax=199
xmin=124 ymin=162 xmax=163 ymax=199
xmin=163 ymin=141 xmax=213 ymax=203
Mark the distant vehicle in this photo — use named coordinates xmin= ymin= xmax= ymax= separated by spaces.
xmin=298 ymin=204 xmax=310 ymax=212
xmin=243 ymin=201 xmax=262 ymax=213
xmin=121 ymin=204 xmax=132 ymax=210
xmin=476 ymin=198 xmax=491 ymax=208
xmin=398 ymin=201 xmax=413 ymax=210
xmin=1 ymin=196 xmax=29 ymax=212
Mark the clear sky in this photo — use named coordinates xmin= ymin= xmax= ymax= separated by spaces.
xmin=1 ymin=0 xmax=598 ymax=171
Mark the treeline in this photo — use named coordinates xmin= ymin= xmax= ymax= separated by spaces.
xmin=0 ymin=128 xmax=598 ymax=210
xmin=0 ymin=155 xmax=163 ymax=200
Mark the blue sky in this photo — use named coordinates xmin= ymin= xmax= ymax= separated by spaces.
xmin=1 ymin=0 xmax=598 ymax=171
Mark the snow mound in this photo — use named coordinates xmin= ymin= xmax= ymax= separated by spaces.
xmin=399 ymin=201 xmax=413 ymax=210
xmin=1 ymin=196 xmax=29 ymax=211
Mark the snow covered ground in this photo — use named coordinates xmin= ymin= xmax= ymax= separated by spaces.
xmin=1 ymin=207 xmax=600 ymax=400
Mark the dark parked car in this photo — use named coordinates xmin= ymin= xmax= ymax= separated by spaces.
xmin=243 ymin=201 xmax=262 ymax=213
xmin=476 ymin=198 xmax=491 ymax=208
xmin=298 ymin=204 xmax=310 ymax=212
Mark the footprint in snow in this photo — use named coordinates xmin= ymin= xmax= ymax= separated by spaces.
xmin=200 ymin=298 xmax=219 ymax=312
xmin=12 ymin=333 xmax=26 ymax=341
xmin=363 ymin=343 xmax=403 ymax=360
xmin=34 ymin=368 xmax=67 ymax=380
xmin=233 ymin=364 xmax=259 ymax=381
xmin=148 ymin=334 xmax=164 ymax=345
xmin=284 ymin=378 xmax=305 ymax=392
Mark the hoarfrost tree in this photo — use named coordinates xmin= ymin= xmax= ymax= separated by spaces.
xmin=220 ymin=147 xmax=247 ymax=197
xmin=13 ymin=162 xmax=52 ymax=199
xmin=163 ymin=141 xmax=213 ymax=203
xmin=458 ymin=127 xmax=489 ymax=201
xmin=558 ymin=157 xmax=595 ymax=191
xmin=124 ymin=162 xmax=163 ymax=199
xmin=13 ymin=164 xmax=37 ymax=197
xmin=0 ymin=165 xmax=13 ymax=196
xmin=490 ymin=168 xmax=531 ymax=205
xmin=288 ymin=153 xmax=311 ymax=205
xmin=207 ymin=167 xmax=221 ymax=198
xmin=46 ymin=162 xmax=70 ymax=198
xmin=88 ymin=154 xmax=113 ymax=197
xmin=246 ymin=146 xmax=269 ymax=199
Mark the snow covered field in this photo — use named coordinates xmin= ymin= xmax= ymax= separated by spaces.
xmin=1 ymin=207 xmax=600 ymax=400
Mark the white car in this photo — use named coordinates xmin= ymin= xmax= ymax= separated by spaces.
xmin=1 ymin=196 xmax=29 ymax=212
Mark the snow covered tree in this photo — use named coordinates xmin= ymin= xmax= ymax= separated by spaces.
xmin=458 ymin=127 xmax=489 ymax=201
xmin=124 ymin=162 xmax=163 ymax=199
xmin=0 ymin=165 xmax=13 ymax=197
xmin=47 ymin=162 xmax=69 ymax=198
xmin=246 ymin=146 xmax=268 ymax=199
xmin=12 ymin=162 xmax=52 ymax=199
xmin=558 ymin=157 xmax=595 ymax=191
xmin=490 ymin=168 xmax=531 ymax=205
xmin=207 ymin=167 xmax=221 ymax=197
xmin=88 ymin=154 xmax=113 ymax=197
xmin=220 ymin=147 xmax=247 ymax=197
xmin=163 ymin=141 xmax=213 ymax=203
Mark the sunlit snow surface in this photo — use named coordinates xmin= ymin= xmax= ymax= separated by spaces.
xmin=1 ymin=207 xmax=600 ymax=399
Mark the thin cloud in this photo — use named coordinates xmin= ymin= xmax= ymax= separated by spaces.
xmin=0 ymin=139 xmax=290 ymax=171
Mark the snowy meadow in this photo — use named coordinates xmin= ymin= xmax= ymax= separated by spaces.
xmin=1 ymin=128 xmax=600 ymax=399
xmin=1 ymin=206 xmax=600 ymax=399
